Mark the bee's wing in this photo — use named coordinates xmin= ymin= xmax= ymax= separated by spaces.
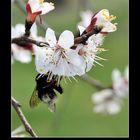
xmin=29 ymin=86 xmax=41 ymax=108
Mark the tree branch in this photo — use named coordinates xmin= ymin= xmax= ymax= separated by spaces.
xmin=12 ymin=36 xmax=49 ymax=47
xmin=81 ymin=74 xmax=112 ymax=90
xmin=11 ymin=97 xmax=38 ymax=137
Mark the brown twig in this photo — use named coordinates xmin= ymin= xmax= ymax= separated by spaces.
xmin=11 ymin=97 xmax=38 ymax=137
xmin=12 ymin=36 xmax=49 ymax=47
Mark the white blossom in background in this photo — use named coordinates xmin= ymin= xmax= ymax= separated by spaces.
xmin=112 ymin=66 xmax=129 ymax=98
xmin=11 ymin=44 xmax=32 ymax=63
xmin=11 ymin=23 xmax=44 ymax=64
xmin=92 ymin=66 xmax=129 ymax=115
xmin=34 ymin=28 xmax=86 ymax=79
xmin=92 ymin=89 xmax=122 ymax=115
xmin=11 ymin=126 xmax=27 ymax=137
xmin=78 ymin=10 xmax=93 ymax=27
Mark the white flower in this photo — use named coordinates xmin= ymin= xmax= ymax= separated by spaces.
xmin=77 ymin=10 xmax=105 ymax=47
xmin=12 ymin=44 xmax=32 ymax=63
xmin=11 ymin=23 xmax=39 ymax=64
xmin=12 ymin=23 xmax=38 ymax=39
xmin=76 ymin=41 xmax=97 ymax=72
xmin=11 ymin=24 xmax=37 ymax=64
xmin=34 ymin=28 xmax=86 ymax=78
xmin=93 ymin=9 xmax=117 ymax=33
xmin=92 ymin=89 xmax=121 ymax=115
xmin=112 ymin=66 xmax=129 ymax=98
xmin=27 ymin=0 xmax=55 ymax=15
xmin=76 ymin=27 xmax=105 ymax=72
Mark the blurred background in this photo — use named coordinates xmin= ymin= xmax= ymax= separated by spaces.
xmin=11 ymin=0 xmax=129 ymax=137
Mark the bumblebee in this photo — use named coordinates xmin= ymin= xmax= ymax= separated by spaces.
xmin=30 ymin=73 xmax=63 ymax=112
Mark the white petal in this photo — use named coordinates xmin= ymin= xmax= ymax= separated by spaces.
xmin=124 ymin=65 xmax=129 ymax=82
xmin=102 ymin=22 xmax=117 ymax=32
xmin=39 ymin=2 xmax=55 ymax=15
xmin=12 ymin=24 xmax=25 ymax=38
xmin=51 ymin=49 xmax=86 ymax=76
xmin=95 ymin=9 xmax=110 ymax=24
xmin=112 ymin=69 xmax=122 ymax=83
xmin=78 ymin=25 xmax=85 ymax=35
xmin=58 ymin=30 xmax=74 ymax=49
xmin=107 ymin=101 xmax=121 ymax=114
xmin=11 ymin=27 xmax=16 ymax=38
xmin=92 ymin=89 xmax=113 ymax=104
xmin=66 ymin=50 xmax=86 ymax=76
xmin=28 ymin=0 xmax=40 ymax=13
xmin=30 ymin=22 xmax=38 ymax=38
xmin=79 ymin=10 xmax=93 ymax=27
xmin=88 ymin=33 xmax=104 ymax=46
xmin=12 ymin=44 xmax=32 ymax=63
xmin=45 ymin=28 xmax=57 ymax=47
xmin=34 ymin=46 xmax=54 ymax=74
xmin=93 ymin=104 xmax=106 ymax=113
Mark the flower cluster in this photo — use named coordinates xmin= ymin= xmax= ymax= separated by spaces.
xmin=11 ymin=0 xmax=118 ymax=112
xmin=34 ymin=9 xmax=117 ymax=81
xmin=91 ymin=66 xmax=129 ymax=115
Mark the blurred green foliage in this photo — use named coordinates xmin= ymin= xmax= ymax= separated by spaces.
xmin=11 ymin=0 xmax=128 ymax=137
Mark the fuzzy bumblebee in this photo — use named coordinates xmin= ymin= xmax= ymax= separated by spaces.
xmin=30 ymin=73 xmax=63 ymax=112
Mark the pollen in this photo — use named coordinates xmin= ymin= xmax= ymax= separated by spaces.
xmin=114 ymin=23 xmax=118 ymax=26
xmin=48 ymin=39 xmax=51 ymax=42
xmin=110 ymin=15 xmax=117 ymax=21
xmin=102 ymin=9 xmax=109 ymax=21
xmin=40 ymin=68 xmax=44 ymax=72
xmin=96 ymin=48 xmax=107 ymax=52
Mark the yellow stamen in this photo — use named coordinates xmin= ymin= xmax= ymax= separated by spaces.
xmin=110 ymin=15 xmax=117 ymax=21
xmin=96 ymin=48 xmax=107 ymax=52
xmin=102 ymin=9 xmax=109 ymax=21
xmin=114 ymin=23 xmax=118 ymax=26
xmin=40 ymin=68 xmax=44 ymax=72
